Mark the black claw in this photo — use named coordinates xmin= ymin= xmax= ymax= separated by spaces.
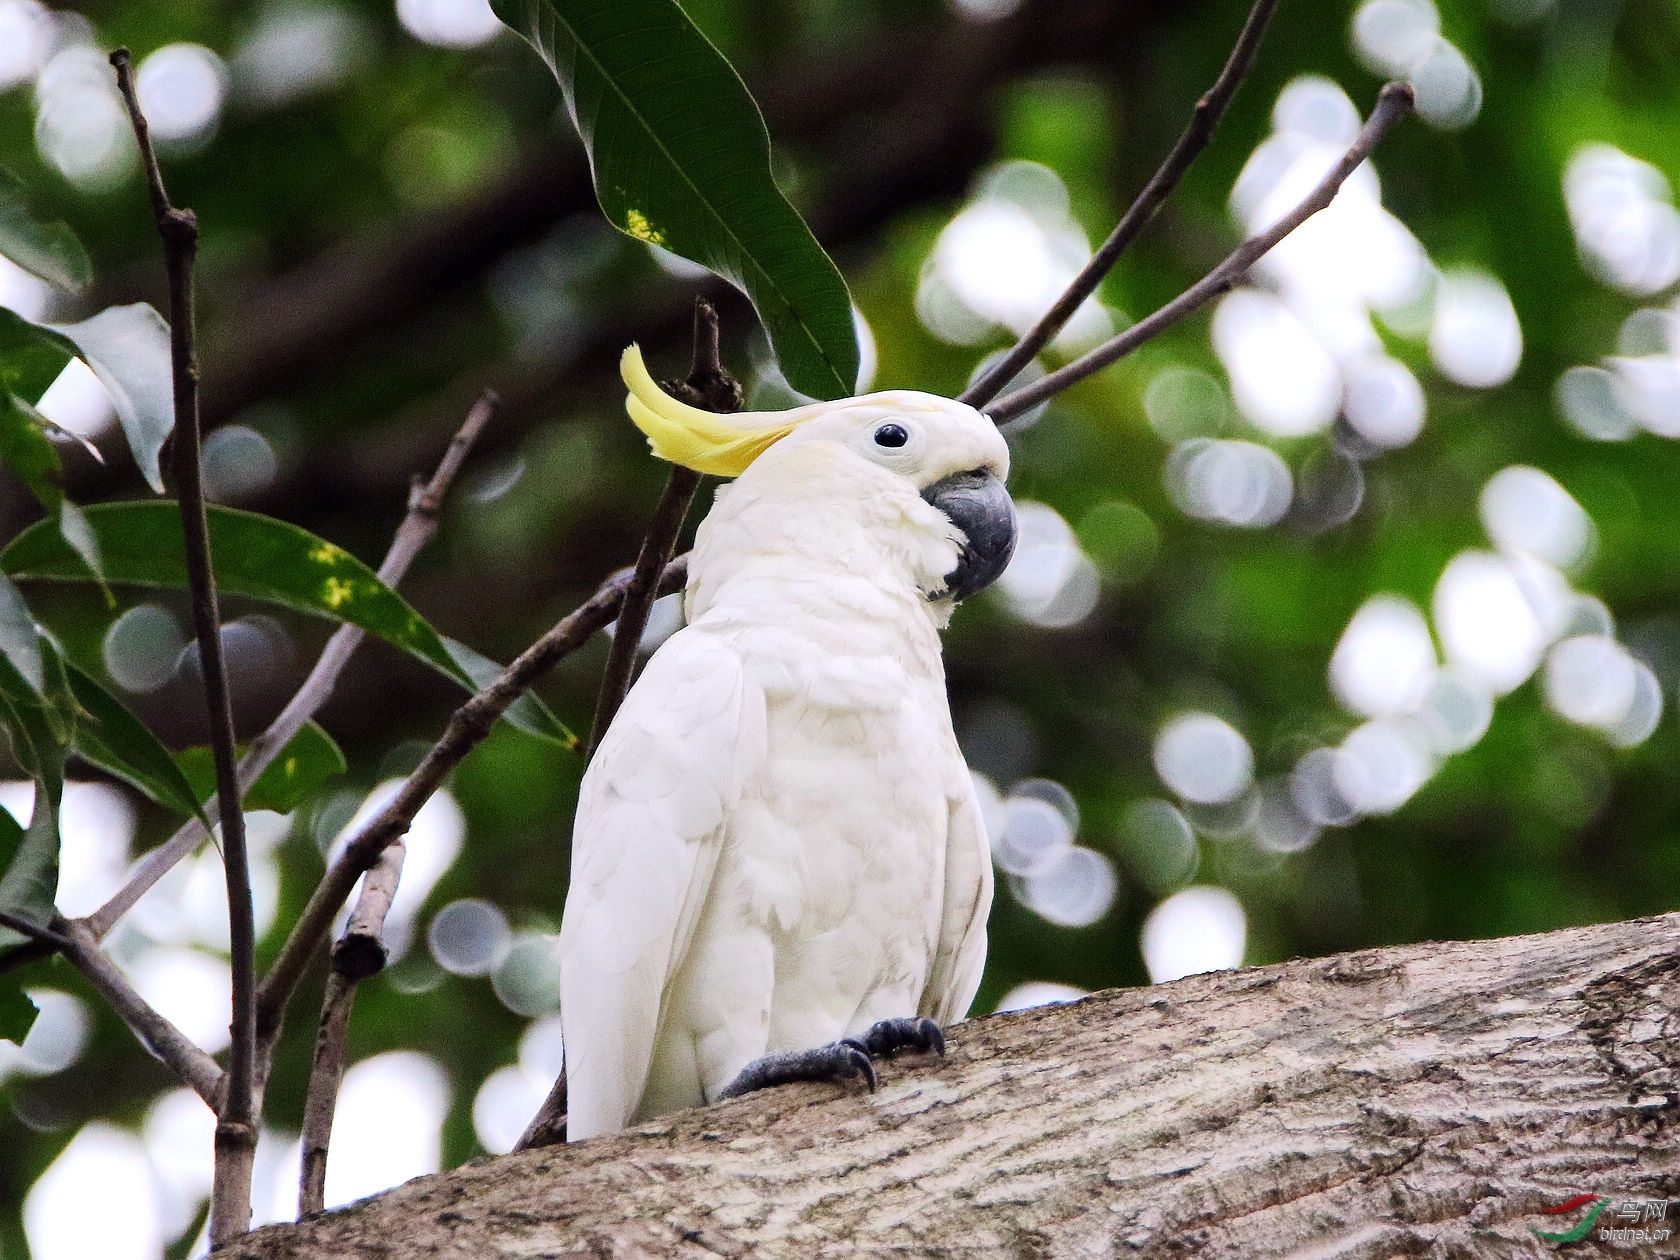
xmin=858 ymin=1016 xmax=946 ymax=1059
xmin=717 ymin=1040 xmax=876 ymax=1101
xmin=845 ymin=1043 xmax=878 ymax=1091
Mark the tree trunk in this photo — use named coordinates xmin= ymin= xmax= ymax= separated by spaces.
xmin=224 ymin=914 xmax=1679 ymax=1258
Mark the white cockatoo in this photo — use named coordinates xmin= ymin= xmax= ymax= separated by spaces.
xmin=560 ymin=347 xmax=1017 ymax=1141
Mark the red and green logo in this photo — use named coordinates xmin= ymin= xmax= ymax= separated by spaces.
xmin=1531 ymin=1194 xmax=1612 ymax=1244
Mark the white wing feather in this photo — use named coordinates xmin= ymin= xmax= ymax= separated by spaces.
xmin=559 ymin=630 xmax=764 ymax=1140
xmin=921 ymin=779 xmax=993 ymax=1025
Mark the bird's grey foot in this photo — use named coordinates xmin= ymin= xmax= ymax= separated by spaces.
xmin=857 ymin=1016 xmax=946 ymax=1059
xmin=717 ymin=1040 xmax=876 ymax=1100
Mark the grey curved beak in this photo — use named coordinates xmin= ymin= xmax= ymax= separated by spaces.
xmin=922 ymin=470 xmax=1018 ymax=602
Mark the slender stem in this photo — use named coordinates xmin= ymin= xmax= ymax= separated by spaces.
xmin=987 ymin=83 xmax=1416 ymax=423
xmin=0 ymin=910 xmax=71 ymax=951
xmin=112 ymin=46 xmax=256 ymax=1245
xmin=75 ymin=390 xmax=499 ymax=943
xmin=297 ymin=839 xmax=404 ymax=1217
xmin=587 ymin=299 xmax=737 ymax=753
xmin=960 ymin=0 xmax=1283 ymax=409
xmin=255 ymin=557 xmax=689 ymax=1042
xmin=53 ymin=915 xmax=224 ymax=1105
xmin=588 ymin=468 xmax=699 ymax=752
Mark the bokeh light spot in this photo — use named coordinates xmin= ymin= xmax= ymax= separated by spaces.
xmin=24 ymin=1123 xmax=161 ymax=1260
xmin=427 ymin=898 xmax=513 ymax=976
xmin=103 ymin=603 xmax=186 ymax=694
xmin=136 ymin=44 xmax=227 ymax=148
xmin=1428 ymin=268 xmax=1521 ymax=389
xmin=1153 ymin=713 xmax=1254 ymax=805
xmin=1329 ymin=594 xmax=1437 ymax=718
xmin=202 ymin=425 xmax=279 ymax=503
xmin=1479 ymin=466 xmax=1594 ymax=573
xmin=1140 ymin=886 xmax=1246 ymax=983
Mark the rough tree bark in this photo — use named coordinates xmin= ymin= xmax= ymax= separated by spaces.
xmin=224 ymin=913 xmax=1678 ymax=1258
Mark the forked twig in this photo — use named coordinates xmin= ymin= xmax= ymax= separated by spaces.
xmin=987 ymin=83 xmax=1416 ymax=423
xmin=54 ymin=915 xmax=224 ymax=1104
xmin=961 ymin=0 xmax=1283 ymax=408
xmin=287 ymin=391 xmax=500 ymax=1215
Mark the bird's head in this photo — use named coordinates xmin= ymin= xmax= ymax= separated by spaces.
xmin=621 ymin=345 xmax=1017 ymax=602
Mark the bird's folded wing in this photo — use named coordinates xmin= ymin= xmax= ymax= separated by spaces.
xmin=921 ymin=777 xmax=994 ymax=1026
xmin=559 ymin=631 xmax=765 ymax=1139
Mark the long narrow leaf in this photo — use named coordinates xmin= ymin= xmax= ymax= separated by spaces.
xmin=0 ymin=394 xmax=104 ymax=582
xmin=0 ymin=658 xmax=67 ymax=951
xmin=492 ymin=0 xmax=859 ymax=400
xmin=2 ymin=503 xmax=475 ymax=689
xmin=0 ymin=168 xmax=92 ymax=293
xmin=0 ymin=804 xmax=39 ymax=1037
xmin=0 ymin=573 xmax=41 ymax=696
xmin=0 ymin=307 xmax=77 ymax=402
xmin=63 ymin=659 xmax=210 ymax=826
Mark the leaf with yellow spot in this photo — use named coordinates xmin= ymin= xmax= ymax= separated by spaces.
xmin=491 ymin=0 xmax=859 ymax=400
xmin=322 ymin=576 xmax=356 ymax=610
xmin=177 ymin=721 xmax=347 ymax=815
xmin=622 ymin=210 xmax=664 ymax=246
xmin=2 ymin=503 xmax=480 ymax=699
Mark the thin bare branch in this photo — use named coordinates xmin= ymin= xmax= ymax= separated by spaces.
xmin=112 ymin=45 xmax=257 ymax=1243
xmin=77 ymin=391 xmax=499 ymax=942
xmin=53 ymin=915 xmax=224 ymax=1105
xmin=960 ymin=0 xmax=1283 ymax=409
xmin=297 ymin=970 xmax=354 ymax=1216
xmin=589 ymin=468 xmax=699 ymax=753
xmin=298 ymin=840 xmax=404 ymax=1217
xmin=587 ymin=298 xmax=738 ymax=753
xmin=333 ymin=840 xmax=407 ymax=984
xmin=255 ymin=557 xmax=688 ymax=1039
xmin=987 ymin=83 xmax=1416 ymax=424
xmin=0 ymin=911 xmax=71 ymax=951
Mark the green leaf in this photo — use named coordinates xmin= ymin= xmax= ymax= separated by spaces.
xmin=0 ymin=309 xmax=76 ymax=416
xmin=63 ymin=659 xmax=210 ymax=826
xmin=0 ymin=307 xmax=77 ymax=402
xmin=0 ymin=967 xmax=39 ymax=1045
xmin=0 ymin=168 xmax=93 ymax=293
xmin=177 ymin=721 xmax=347 ymax=815
xmin=0 ymin=572 xmax=42 ymax=698
xmin=0 ymin=393 xmax=106 ymax=584
xmin=2 ymin=502 xmax=477 ymax=690
xmin=0 ymin=660 xmax=66 ymax=952
xmin=442 ymin=636 xmax=578 ymax=749
xmin=246 ymin=722 xmax=347 ymax=813
xmin=0 ymin=777 xmax=59 ymax=950
xmin=0 ymin=390 xmax=65 ymax=511
xmin=47 ymin=304 xmax=173 ymax=494
xmin=492 ymin=0 xmax=859 ymax=400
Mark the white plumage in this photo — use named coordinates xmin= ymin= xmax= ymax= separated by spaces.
xmin=561 ymin=365 xmax=1010 ymax=1141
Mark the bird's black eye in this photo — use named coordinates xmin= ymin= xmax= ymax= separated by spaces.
xmin=873 ymin=423 xmax=909 ymax=449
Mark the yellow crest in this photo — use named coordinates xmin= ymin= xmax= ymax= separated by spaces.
xmin=621 ymin=345 xmax=812 ymax=477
